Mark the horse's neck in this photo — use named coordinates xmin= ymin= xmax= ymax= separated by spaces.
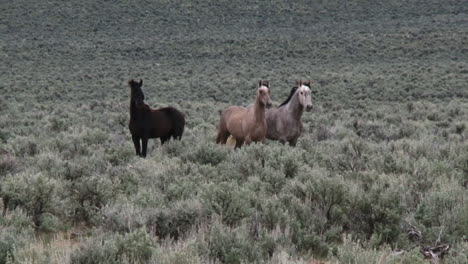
xmin=253 ymin=98 xmax=266 ymax=122
xmin=286 ymin=96 xmax=303 ymax=121
xmin=130 ymin=102 xmax=138 ymax=120
xmin=130 ymin=101 xmax=148 ymax=120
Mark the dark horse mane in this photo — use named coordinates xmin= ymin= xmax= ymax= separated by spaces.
xmin=278 ymin=81 xmax=311 ymax=108
xmin=278 ymin=86 xmax=298 ymax=107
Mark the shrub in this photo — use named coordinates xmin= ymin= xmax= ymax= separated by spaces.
xmin=443 ymin=242 xmax=468 ymax=264
xmin=256 ymin=167 xmax=288 ymax=194
xmin=290 ymin=223 xmax=329 ymax=257
xmin=347 ymin=174 xmax=404 ymax=245
xmin=330 ymin=236 xmax=426 ymax=264
xmin=254 ymin=198 xmax=289 ymax=231
xmin=415 ymin=184 xmax=467 ymax=243
xmin=0 ymin=154 xmax=16 ymax=176
xmin=453 ymin=122 xmax=466 ymax=135
xmin=152 ymin=240 xmax=203 ymax=264
xmin=146 ymin=200 xmax=206 ymax=240
xmin=218 ymin=144 xmax=269 ymax=182
xmin=267 ymin=146 xmax=305 ymax=179
xmin=0 ymin=230 xmax=18 ymax=264
xmin=0 ymin=209 xmax=33 ymax=230
xmin=286 ymin=172 xmax=349 ymax=231
xmin=455 ymin=153 xmax=468 ymax=188
xmin=67 ymin=174 xmax=114 ymax=224
xmin=269 ymin=250 xmax=308 ymax=264
xmin=279 ymin=171 xmax=350 ymax=257
xmin=202 ymin=182 xmax=252 ymax=226
xmin=218 ymin=144 xmax=307 ymax=185
xmin=331 ymin=139 xmax=370 ymax=175
xmin=70 ymin=229 xmax=155 ymax=264
xmin=161 ymin=139 xmax=190 ymax=158
xmin=105 ymin=144 xmax=135 ymax=166
xmin=10 ymin=136 xmax=38 ymax=157
xmin=185 ymin=142 xmax=229 ymax=166
xmin=196 ymin=223 xmax=265 ymax=264
xmin=316 ymin=125 xmax=333 ymax=141
xmin=102 ymin=202 xmax=148 ymax=234
xmin=47 ymin=116 xmax=69 ymax=132
xmin=140 ymin=160 xmax=206 ymax=202
xmin=37 ymin=212 xmax=64 ymax=233
xmin=201 ymin=182 xmax=252 ymax=226
xmin=0 ymin=129 xmax=9 ymax=144
xmin=34 ymin=152 xmax=69 ymax=179
xmin=61 ymin=159 xmax=91 ymax=181
xmin=0 ymin=212 xmax=34 ymax=264
xmin=0 ymin=172 xmax=61 ymax=228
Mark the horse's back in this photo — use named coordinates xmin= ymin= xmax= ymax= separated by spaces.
xmin=159 ymin=107 xmax=185 ymax=121
xmin=221 ymin=106 xmax=248 ymax=121
xmin=159 ymin=107 xmax=185 ymax=139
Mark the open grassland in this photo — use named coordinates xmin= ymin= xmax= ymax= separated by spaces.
xmin=1 ymin=0 xmax=468 ymax=263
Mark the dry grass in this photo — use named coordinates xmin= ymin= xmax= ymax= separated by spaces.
xmin=16 ymin=231 xmax=83 ymax=264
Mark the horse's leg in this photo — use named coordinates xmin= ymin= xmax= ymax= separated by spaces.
xmin=141 ymin=137 xmax=149 ymax=158
xmin=216 ymin=116 xmax=230 ymax=144
xmin=132 ymin=135 xmax=141 ymax=156
xmin=244 ymin=136 xmax=252 ymax=146
xmin=170 ymin=127 xmax=181 ymax=141
xmin=234 ymin=138 xmax=244 ymax=149
xmin=160 ymin=136 xmax=169 ymax=145
xmin=2 ymin=196 xmax=9 ymax=216
xmin=216 ymin=129 xmax=230 ymax=144
xmin=288 ymin=138 xmax=298 ymax=147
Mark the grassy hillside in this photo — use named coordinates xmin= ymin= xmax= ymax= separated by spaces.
xmin=1 ymin=0 xmax=467 ymax=263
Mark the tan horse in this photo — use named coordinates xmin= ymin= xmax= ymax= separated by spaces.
xmin=216 ymin=80 xmax=272 ymax=148
xmin=266 ymin=80 xmax=313 ymax=146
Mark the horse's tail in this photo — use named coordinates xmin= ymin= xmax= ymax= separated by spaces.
xmin=164 ymin=107 xmax=185 ymax=140
xmin=216 ymin=109 xmax=231 ymax=144
xmin=226 ymin=135 xmax=236 ymax=146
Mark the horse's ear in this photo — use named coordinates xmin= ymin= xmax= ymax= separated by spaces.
xmin=304 ymin=80 xmax=311 ymax=87
xmin=258 ymin=80 xmax=262 ymax=87
xmin=139 ymin=79 xmax=143 ymax=87
xmin=264 ymin=80 xmax=269 ymax=88
xmin=128 ymin=79 xmax=134 ymax=86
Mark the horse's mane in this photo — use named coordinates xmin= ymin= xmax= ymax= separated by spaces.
xmin=278 ymin=86 xmax=298 ymax=107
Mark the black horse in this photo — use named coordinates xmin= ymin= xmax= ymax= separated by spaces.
xmin=128 ymin=79 xmax=185 ymax=158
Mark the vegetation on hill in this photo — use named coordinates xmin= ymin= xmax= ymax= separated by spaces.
xmin=1 ymin=0 xmax=467 ymax=263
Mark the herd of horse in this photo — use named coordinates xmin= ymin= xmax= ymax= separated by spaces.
xmin=128 ymin=79 xmax=313 ymax=157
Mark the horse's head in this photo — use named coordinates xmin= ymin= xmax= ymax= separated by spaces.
xmin=258 ymin=80 xmax=272 ymax=109
xmin=296 ymin=80 xmax=313 ymax=112
xmin=128 ymin=79 xmax=145 ymax=106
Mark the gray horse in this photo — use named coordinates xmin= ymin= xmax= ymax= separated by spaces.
xmin=265 ymin=80 xmax=313 ymax=146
